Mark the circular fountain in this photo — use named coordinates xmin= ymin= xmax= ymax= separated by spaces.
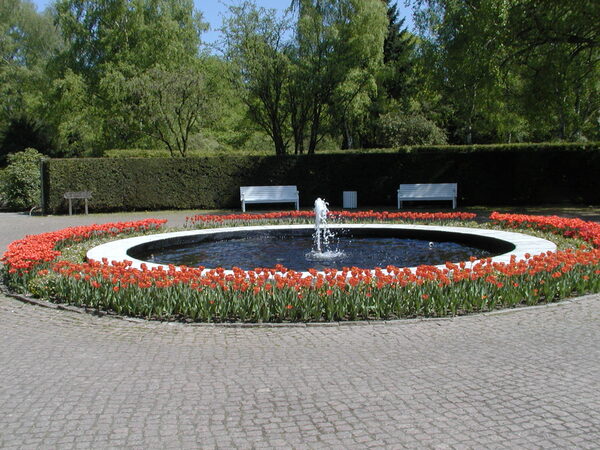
xmin=87 ymin=200 xmax=557 ymax=275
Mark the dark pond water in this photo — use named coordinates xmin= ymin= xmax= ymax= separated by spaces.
xmin=142 ymin=234 xmax=494 ymax=271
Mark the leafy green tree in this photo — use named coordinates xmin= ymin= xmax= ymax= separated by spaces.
xmin=414 ymin=0 xmax=516 ymax=144
xmin=44 ymin=69 xmax=103 ymax=156
xmin=53 ymin=0 xmax=205 ymax=81
xmin=361 ymin=1 xmax=417 ymax=148
xmin=506 ymin=0 xmax=599 ymax=140
xmin=198 ymin=56 xmax=260 ymax=152
xmin=222 ymin=2 xmax=292 ymax=155
xmin=290 ymin=0 xmax=388 ymax=152
xmin=412 ymin=0 xmax=599 ymax=143
xmin=121 ymin=65 xmax=218 ymax=157
xmin=0 ymin=0 xmax=62 ymax=157
xmin=51 ymin=0 xmax=207 ymax=152
xmin=0 ymin=117 xmax=54 ymax=165
xmin=223 ymin=0 xmax=387 ymax=154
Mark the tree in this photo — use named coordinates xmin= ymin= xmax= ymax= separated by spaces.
xmin=506 ymin=0 xmax=599 ymax=140
xmin=122 ymin=65 xmax=218 ymax=157
xmin=0 ymin=117 xmax=54 ymax=165
xmin=51 ymin=0 xmax=207 ymax=152
xmin=290 ymin=0 xmax=388 ymax=152
xmin=53 ymin=0 xmax=205 ymax=82
xmin=412 ymin=0 xmax=599 ymax=143
xmin=222 ymin=2 xmax=292 ymax=155
xmin=413 ymin=0 xmax=516 ymax=144
xmin=222 ymin=0 xmax=387 ymax=154
xmin=361 ymin=1 xmax=418 ymax=148
xmin=0 ymin=0 xmax=62 ymax=157
xmin=44 ymin=69 xmax=103 ymax=157
xmin=381 ymin=0 xmax=416 ymax=104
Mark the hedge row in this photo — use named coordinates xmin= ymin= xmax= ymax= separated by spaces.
xmin=42 ymin=144 xmax=600 ymax=213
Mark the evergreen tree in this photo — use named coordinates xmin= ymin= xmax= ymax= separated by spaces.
xmin=381 ymin=0 xmax=415 ymax=103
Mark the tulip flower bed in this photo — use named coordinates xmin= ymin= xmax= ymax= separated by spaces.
xmin=1 ymin=213 xmax=599 ymax=323
xmin=185 ymin=210 xmax=478 ymax=228
xmin=1 ymin=219 xmax=167 ymax=293
xmin=490 ymin=212 xmax=600 ymax=248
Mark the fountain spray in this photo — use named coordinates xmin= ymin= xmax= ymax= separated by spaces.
xmin=314 ymin=198 xmax=328 ymax=253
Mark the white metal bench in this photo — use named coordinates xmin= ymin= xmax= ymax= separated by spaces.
xmin=397 ymin=183 xmax=457 ymax=209
xmin=240 ymin=186 xmax=300 ymax=212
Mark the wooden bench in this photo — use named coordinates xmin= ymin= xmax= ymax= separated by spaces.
xmin=240 ymin=186 xmax=299 ymax=212
xmin=64 ymin=191 xmax=92 ymax=215
xmin=397 ymin=183 xmax=457 ymax=209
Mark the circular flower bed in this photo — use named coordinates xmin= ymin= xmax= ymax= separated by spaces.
xmin=1 ymin=213 xmax=599 ymax=323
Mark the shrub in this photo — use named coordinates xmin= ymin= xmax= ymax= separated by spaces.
xmin=0 ymin=148 xmax=43 ymax=210
xmin=42 ymin=144 xmax=600 ymax=213
xmin=0 ymin=168 xmax=6 ymax=206
xmin=378 ymin=112 xmax=448 ymax=147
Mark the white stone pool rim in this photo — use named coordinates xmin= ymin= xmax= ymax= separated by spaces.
xmin=86 ymin=224 xmax=557 ymax=276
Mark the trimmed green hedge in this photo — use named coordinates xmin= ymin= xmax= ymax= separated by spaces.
xmin=42 ymin=143 xmax=600 ymax=213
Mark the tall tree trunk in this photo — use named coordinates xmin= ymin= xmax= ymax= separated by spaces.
xmin=465 ymin=84 xmax=477 ymax=145
xmin=308 ymin=104 xmax=321 ymax=154
xmin=291 ymin=109 xmax=306 ymax=154
xmin=272 ymin=124 xmax=287 ymax=155
xmin=341 ymin=120 xmax=353 ymax=150
xmin=558 ymin=99 xmax=566 ymax=140
xmin=274 ymin=135 xmax=286 ymax=155
xmin=294 ymin=136 xmax=304 ymax=154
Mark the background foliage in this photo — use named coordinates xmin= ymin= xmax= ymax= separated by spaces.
xmin=0 ymin=0 xmax=598 ymax=163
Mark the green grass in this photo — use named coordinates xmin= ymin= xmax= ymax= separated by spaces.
xmin=103 ymin=147 xmax=403 ymax=158
xmin=102 ymin=142 xmax=600 ymax=159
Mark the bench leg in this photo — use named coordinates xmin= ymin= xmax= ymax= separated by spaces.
xmin=68 ymin=198 xmax=73 ymax=216
xmin=452 ymin=198 xmax=456 ymax=209
xmin=242 ymin=201 xmax=246 ymax=213
xmin=85 ymin=198 xmax=89 ymax=215
xmin=398 ymin=200 xmax=402 ymax=209
xmin=295 ymin=200 xmax=299 ymax=210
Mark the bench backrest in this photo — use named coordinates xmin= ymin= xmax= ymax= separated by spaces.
xmin=399 ymin=183 xmax=456 ymax=198
xmin=64 ymin=191 xmax=92 ymax=199
xmin=240 ymin=185 xmax=298 ymax=200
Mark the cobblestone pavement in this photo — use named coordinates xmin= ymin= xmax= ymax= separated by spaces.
xmin=1 ymin=212 xmax=599 ymax=448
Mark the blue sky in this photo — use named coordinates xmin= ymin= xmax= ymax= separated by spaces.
xmin=31 ymin=0 xmax=415 ymax=46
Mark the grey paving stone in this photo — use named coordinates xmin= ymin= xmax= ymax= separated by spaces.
xmin=1 ymin=211 xmax=600 ymax=448
xmin=2 ymin=291 xmax=598 ymax=448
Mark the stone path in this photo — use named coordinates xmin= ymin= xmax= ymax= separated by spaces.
xmin=1 ymin=211 xmax=599 ymax=448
